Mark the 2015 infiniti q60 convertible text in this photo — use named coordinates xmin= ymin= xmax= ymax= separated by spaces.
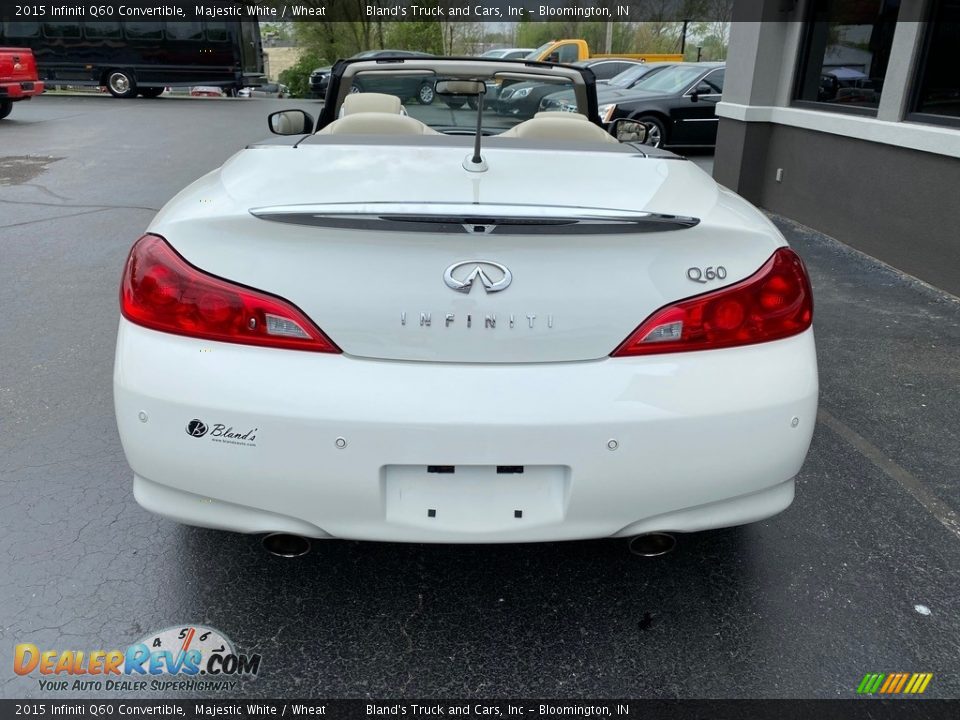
xmin=114 ymin=57 xmax=817 ymax=545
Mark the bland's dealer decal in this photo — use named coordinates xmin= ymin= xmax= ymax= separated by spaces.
xmin=14 ymin=625 xmax=261 ymax=692
xmin=186 ymin=419 xmax=258 ymax=447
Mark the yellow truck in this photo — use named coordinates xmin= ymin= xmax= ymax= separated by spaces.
xmin=528 ymin=39 xmax=683 ymax=64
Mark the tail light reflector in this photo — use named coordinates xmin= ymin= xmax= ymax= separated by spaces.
xmin=120 ymin=234 xmax=340 ymax=353
xmin=612 ymin=248 xmax=813 ymax=357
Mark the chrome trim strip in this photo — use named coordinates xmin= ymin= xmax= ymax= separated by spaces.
xmin=250 ymin=202 xmax=699 ymax=234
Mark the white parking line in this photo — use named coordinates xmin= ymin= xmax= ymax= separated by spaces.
xmin=818 ymin=408 xmax=960 ymax=540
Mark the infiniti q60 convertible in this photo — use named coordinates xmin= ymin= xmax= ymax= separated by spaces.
xmin=114 ymin=57 xmax=817 ymax=554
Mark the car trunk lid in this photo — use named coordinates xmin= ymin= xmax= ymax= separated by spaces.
xmin=155 ymin=143 xmax=784 ymax=363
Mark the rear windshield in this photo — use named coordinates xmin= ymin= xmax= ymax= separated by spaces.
xmin=347 ymin=69 xmax=578 ymax=135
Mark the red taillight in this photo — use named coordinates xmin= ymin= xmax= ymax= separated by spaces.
xmin=120 ymin=234 xmax=340 ymax=353
xmin=611 ymin=247 xmax=813 ymax=357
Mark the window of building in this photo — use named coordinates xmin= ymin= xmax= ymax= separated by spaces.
xmin=909 ymin=0 xmax=960 ymax=125
xmin=794 ymin=0 xmax=902 ymax=113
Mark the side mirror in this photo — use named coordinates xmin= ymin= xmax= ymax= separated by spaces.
xmin=612 ymin=118 xmax=647 ymax=144
xmin=268 ymin=109 xmax=314 ymax=135
xmin=434 ymin=80 xmax=486 ymax=96
xmin=690 ymin=82 xmax=714 ymax=102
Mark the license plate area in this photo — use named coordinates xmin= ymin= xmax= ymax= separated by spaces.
xmin=384 ymin=464 xmax=569 ymax=531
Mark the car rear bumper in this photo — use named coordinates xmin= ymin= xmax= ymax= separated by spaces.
xmin=0 ymin=80 xmax=44 ymax=100
xmin=114 ymin=320 xmax=818 ymax=543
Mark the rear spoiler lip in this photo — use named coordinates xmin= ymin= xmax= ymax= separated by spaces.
xmin=249 ymin=202 xmax=699 ymax=234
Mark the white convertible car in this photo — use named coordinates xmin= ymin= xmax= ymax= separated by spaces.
xmin=114 ymin=57 xmax=817 ymax=555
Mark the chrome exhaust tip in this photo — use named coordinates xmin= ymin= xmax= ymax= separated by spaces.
xmin=262 ymin=533 xmax=311 ymax=558
xmin=627 ymin=532 xmax=676 ymax=557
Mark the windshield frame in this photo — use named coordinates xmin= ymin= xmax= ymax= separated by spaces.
xmin=319 ymin=57 xmax=600 ymax=133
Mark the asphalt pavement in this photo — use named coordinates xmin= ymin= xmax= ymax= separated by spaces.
xmin=0 ymin=95 xmax=957 ymax=699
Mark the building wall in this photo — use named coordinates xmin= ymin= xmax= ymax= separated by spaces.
xmin=263 ymin=47 xmax=305 ymax=82
xmin=716 ymin=119 xmax=960 ymax=295
xmin=715 ymin=1 xmax=960 ymax=296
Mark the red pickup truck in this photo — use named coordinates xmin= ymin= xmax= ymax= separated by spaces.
xmin=0 ymin=47 xmax=44 ymax=120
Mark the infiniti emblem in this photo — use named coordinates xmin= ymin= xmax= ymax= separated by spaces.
xmin=443 ymin=260 xmax=512 ymax=294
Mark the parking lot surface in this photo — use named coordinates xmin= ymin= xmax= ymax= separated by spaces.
xmin=1 ymin=96 xmax=958 ymax=699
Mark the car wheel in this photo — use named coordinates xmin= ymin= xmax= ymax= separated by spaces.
xmin=637 ymin=115 xmax=667 ymax=148
xmin=349 ymin=84 xmax=362 ymax=94
xmin=138 ymin=88 xmax=164 ymax=99
xmin=418 ymin=82 xmax=435 ymax=105
xmin=0 ymin=100 xmax=12 ymax=120
xmin=466 ymin=97 xmax=479 ymax=110
xmin=444 ymin=98 xmax=465 ymax=109
xmin=106 ymin=70 xmax=137 ymax=98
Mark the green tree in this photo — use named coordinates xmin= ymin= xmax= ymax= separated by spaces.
xmin=282 ymin=1 xmax=391 ymax=62
xmin=632 ymin=22 xmax=685 ymax=53
xmin=384 ymin=21 xmax=443 ymax=54
xmin=278 ymin=49 xmax=327 ymax=98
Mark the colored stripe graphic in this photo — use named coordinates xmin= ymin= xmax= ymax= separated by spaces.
xmin=905 ymin=673 xmax=934 ymax=694
xmin=857 ymin=673 xmax=932 ymax=694
xmin=857 ymin=674 xmax=884 ymax=694
xmin=904 ymin=674 xmax=921 ymax=693
xmin=893 ymin=673 xmax=910 ymax=693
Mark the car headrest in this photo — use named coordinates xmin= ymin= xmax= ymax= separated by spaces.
xmin=498 ymin=112 xmax=618 ymax=143
xmin=533 ymin=111 xmax=590 ymax=121
xmin=340 ymin=92 xmax=404 ymax=116
xmin=317 ymin=112 xmax=440 ymax=136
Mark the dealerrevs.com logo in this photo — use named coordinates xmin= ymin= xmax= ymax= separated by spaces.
xmin=14 ymin=625 xmax=261 ymax=692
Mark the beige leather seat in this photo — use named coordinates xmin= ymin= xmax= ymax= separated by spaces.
xmin=318 ymin=90 xmax=439 ymax=135
xmin=317 ymin=113 xmax=440 ymax=136
xmin=498 ymin=112 xmax=618 ymax=144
